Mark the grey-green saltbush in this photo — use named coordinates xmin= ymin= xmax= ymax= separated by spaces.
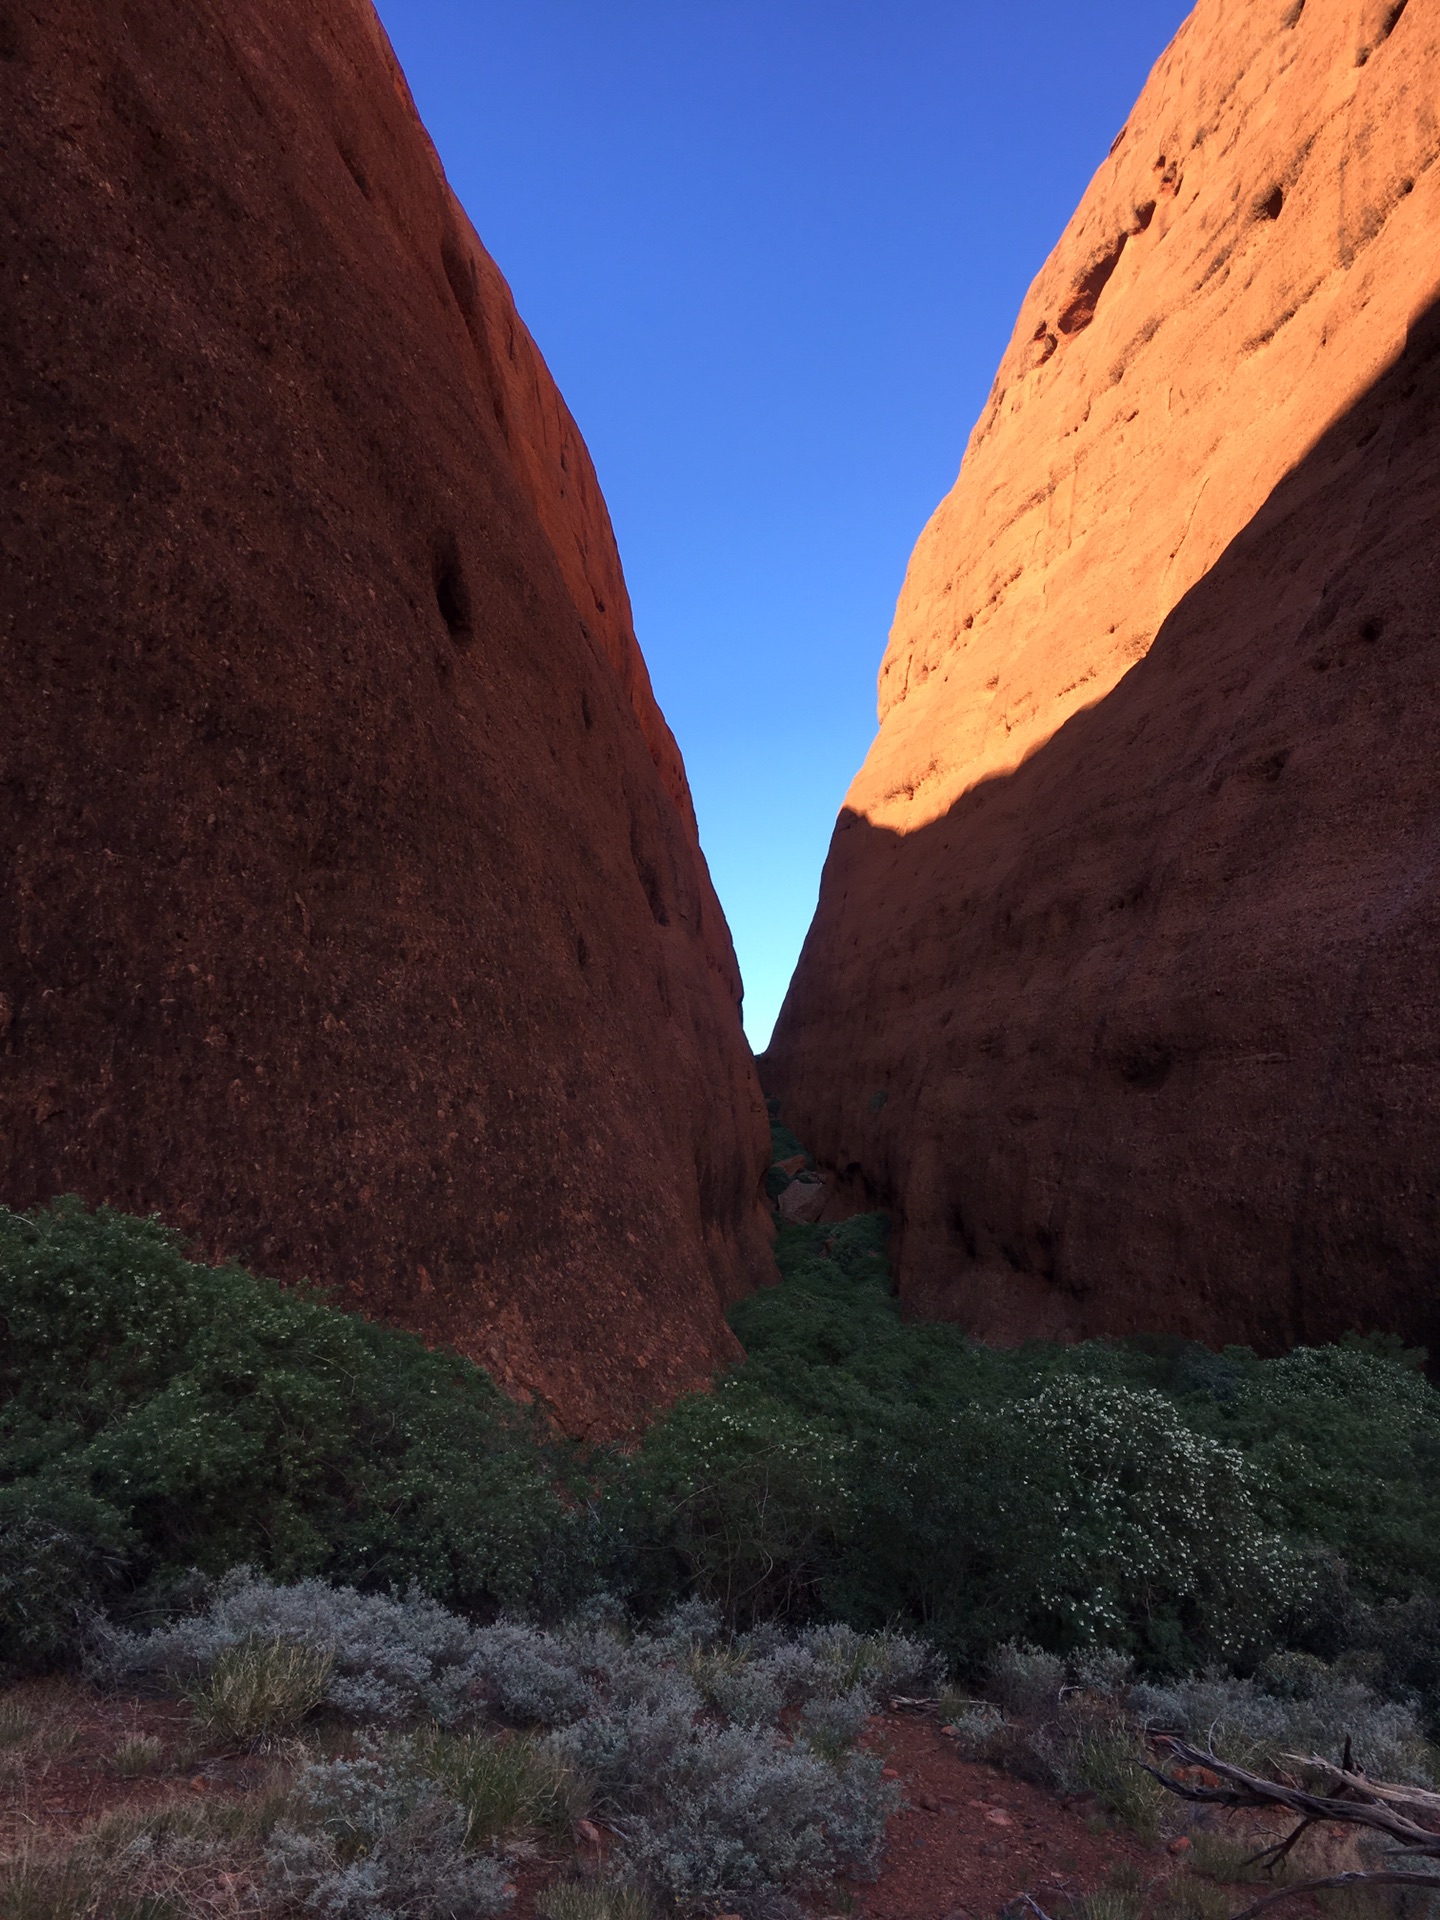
xmin=103 ymin=1577 xmax=919 ymax=1912
xmin=614 ymin=1726 xmax=897 ymax=1905
xmin=1130 ymin=1665 xmax=1435 ymax=1783
xmin=267 ymin=1752 xmax=513 ymax=1920
xmin=954 ymin=1641 xmax=1435 ymax=1797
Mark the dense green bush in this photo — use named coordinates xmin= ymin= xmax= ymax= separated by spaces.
xmin=0 ymin=1477 xmax=134 ymax=1669
xmin=6 ymin=1186 xmax=1440 ymax=1713
xmin=648 ymin=1204 xmax=1440 ymax=1687
xmin=0 ymin=1197 xmax=563 ymax=1665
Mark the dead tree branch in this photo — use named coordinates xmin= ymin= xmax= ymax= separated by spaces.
xmin=1146 ymin=1735 xmax=1440 ymax=1919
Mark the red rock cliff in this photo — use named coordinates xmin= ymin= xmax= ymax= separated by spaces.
xmin=0 ymin=0 xmax=773 ymax=1434
xmin=765 ymin=0 xmax=1440 ymax=1353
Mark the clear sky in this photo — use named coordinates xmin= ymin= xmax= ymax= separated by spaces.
xmin=371 ymin=0 xmax=1193 ymax=1050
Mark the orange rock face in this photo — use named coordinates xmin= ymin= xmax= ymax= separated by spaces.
xmin=0 ymin=0 xmax=772 ymax=1434
xmin=765 ymin=0 xmax=1440 ymax=1352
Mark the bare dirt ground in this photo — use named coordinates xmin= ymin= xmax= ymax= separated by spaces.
xmin=0 ymin=1681 xmax=1333 ymax=1920
xmin=852 ymin=1712 xmax=1158 ymax=1920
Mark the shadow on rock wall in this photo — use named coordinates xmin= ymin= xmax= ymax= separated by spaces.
xmin=765 ymin=295 xmax=1440 ymax=1357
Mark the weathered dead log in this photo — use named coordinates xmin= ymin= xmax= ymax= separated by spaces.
xmin=1148 ymin=1735 xmax=1440 ymax=1920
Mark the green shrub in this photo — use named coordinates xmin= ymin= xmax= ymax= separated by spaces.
xmin=767 ymin=1119 xmax=807 ymax=1165
xmin=8 ymin=1184 xmax=1440 ymax=1709
xmin=634 ymin=1389 xmax=849 ymax=1623
xmin=708 ymin=1205 xmax=1440 ymax=1685
xmin=0 ymin=1481 xmax=133 ymax=1674
xmin=764 ymin=1164 xmax=794 ymax=1201
xmin=0 ymin=1198 xmax=565 ymax=1652
xmin=1212 ymin=1342 xmax=1440 ymax=1600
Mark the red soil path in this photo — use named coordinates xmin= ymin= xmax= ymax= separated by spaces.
xmin=853 ymin=1714 xmax=1155 ymax=1920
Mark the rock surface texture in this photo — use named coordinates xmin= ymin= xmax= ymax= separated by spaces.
xmin=0 ymin=0 xmax=772 ymax=1433
xmin=765 ymin=0 xmax=1440 ymax=1352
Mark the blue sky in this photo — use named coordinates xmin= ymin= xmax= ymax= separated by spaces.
xmin=371 ymin=0 xmax=1193 ymax=1049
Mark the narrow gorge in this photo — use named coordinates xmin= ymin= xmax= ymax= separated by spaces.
xmin=5 ymin=9 xmax=1440 ymax=1912
xmin=4 ymin=0 xmax=1438 ymax=1441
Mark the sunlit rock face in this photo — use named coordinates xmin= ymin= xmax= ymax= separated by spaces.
xmin=765 ymin=0 xmax=1440 ymax=1353
xmin=0 ymin=0 xmax=773 ymax=1435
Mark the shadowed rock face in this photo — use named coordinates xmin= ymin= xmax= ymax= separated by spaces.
xmin=0 ymin=0 xmax=772 ymax=1434
xmin=765 ymin=0 xmax=1440 ymax=1353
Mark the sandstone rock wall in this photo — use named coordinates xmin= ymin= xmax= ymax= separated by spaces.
xmin=0 ymin=0 xmax=772 ymax=1433
xmin=765 ymin=0 xmax=1440 ymax=1352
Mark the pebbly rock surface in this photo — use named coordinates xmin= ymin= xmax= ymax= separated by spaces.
xmin=765 ymin=0 xmax=1440 ymax=1352
xmin=0 ymin=0 xmax=772 ymax=1434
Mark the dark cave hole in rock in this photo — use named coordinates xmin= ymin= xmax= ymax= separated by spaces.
xmin=630 ymin=843 xmax=670 ymax=927
xmin=440 ymin=232 xmax=478 ymax=323
xmin=949 ymin=1202 xmax=978 ymax=1260
xmin=337 ymin=142 xmax=371 ymax=200
xmin=1056 ymin=236 xmax=1128 ymax=336
xmin=1117 ymin=1041 xmax=1174 ymax=1091
xmin=433 ymin=548 xmax=473 ymax=647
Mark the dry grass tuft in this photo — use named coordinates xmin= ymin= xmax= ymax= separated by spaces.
xmin=183 ymin=1639 xmax=332 ymax=1748
xmin=0 ymin=1778 xmax=293 ymax=1919
xmin=536 ymin=1879 xmax=656 ymax=1920
xmin=416 ymin=1727 xmax=590 ymax=1848
xmin=109 ymin=1735 xmax=165 ymax=1779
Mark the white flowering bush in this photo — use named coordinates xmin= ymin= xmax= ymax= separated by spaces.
xmin=1247 ymin=1344 xmax=1433 ymax=1414
xmin=1016 ymin=1378 xmax=1306 ymax=1654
